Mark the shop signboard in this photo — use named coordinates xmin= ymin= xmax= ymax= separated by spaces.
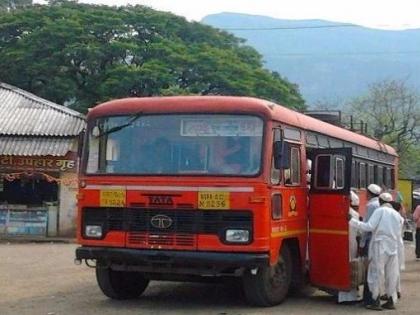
xmin=0 ymin=152 xmax=77 ymax=173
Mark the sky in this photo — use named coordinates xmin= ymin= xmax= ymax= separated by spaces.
xmin=72 ymin=0 xmax=420 ymax=30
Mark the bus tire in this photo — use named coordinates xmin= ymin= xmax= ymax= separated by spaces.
xmin=96 ymin=266 xmax=149 ymax=300
xmin=243 ymin=245 xmax=292 ymax=306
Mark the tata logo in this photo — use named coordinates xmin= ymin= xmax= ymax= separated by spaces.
xmin=150 ymin=215 xmax=173 ymax=229
xmin=148 ymin=195 xmax=174 ymax=206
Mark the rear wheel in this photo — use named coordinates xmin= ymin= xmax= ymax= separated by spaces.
xmin=96 ymin=266 xmax=149 ymax=300
xmin=243 ymin=245 xmax=292 ymax=306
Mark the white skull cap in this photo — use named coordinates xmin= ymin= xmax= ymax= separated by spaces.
xmin=367 ymin=184 xmax=382 ymax=196
xmin=379 ymin=192 xmax=393 ymax=203
xmin=350 ymin=191 xmax=359 ymax=207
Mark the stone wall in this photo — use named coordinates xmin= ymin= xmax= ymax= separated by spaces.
xmin=58 ymin=172 xmax=78 ymax=237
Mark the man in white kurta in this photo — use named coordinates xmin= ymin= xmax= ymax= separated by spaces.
xmin=359 ymin=184 xmax=382 ymax=249
xmin=350 ymin=193 xmax=404 ymax=310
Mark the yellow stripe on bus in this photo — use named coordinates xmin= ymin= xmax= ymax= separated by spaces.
xmin=309 ymin=228 xmax=348 ymax=236
xmin=271 ymin=229 xmax=307 ymax=238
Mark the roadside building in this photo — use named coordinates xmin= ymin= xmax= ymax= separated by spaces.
xmin=0 ymin=83 xmax=85 ymax=237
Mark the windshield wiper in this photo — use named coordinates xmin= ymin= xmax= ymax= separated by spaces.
xmin=97 ymin=111 xmax=142 ymax=137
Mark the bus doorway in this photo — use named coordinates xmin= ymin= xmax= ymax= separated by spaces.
xmin=308 ymin=148 xmax=352 ymax=291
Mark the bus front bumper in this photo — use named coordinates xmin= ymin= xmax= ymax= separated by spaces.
xmin=75 ymin=246 xmax=269 ymax=276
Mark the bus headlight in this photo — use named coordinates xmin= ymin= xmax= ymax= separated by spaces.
xmin=85 ymin=225 xmax=103 ymax=238
xmin=225 ymin=229 xmax=250 ymax=243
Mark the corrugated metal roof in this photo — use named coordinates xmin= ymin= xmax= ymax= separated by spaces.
xmin=0 ymin=136 xmax=75 ymax=156
xmin=0 ymin=83 xmax=86 ymax=136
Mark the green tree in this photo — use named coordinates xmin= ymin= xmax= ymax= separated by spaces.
xmin=346 ymin=80 xmax=420 ymax=178
xmin=0 ymin=2 xmax=305 ymax=112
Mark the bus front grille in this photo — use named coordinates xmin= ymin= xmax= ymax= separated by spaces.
xmin=82 ymin=207 xmax=252 ymax=245
xmin=127 ymin=232 xmax=196 ymax=247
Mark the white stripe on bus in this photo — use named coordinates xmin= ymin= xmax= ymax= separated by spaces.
xmin=85 ymin=185 xmax=254 ymax=192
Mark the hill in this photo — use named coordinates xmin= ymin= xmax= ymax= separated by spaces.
xmin=202 ymin=13 xmax=420 ymax=106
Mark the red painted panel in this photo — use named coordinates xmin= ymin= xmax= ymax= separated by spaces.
xmin=309 ymin=193 xmax=351 ymax=290
xmin=78 ymin=231 xmax=125 ymax=247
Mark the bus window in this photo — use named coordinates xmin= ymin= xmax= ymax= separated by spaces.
xmin=284 ymin=146 xmax=301 ymax=185
xmin=385 ymin=168 xmax=392 ymax=188
xmin=377 ymin=166 xmax=383 ymax=187
xmin=373 ymin=165 xmax=378 ymax=184
xmin=315 ymin=155 xmax=331 ymax=188
xmin=351 ymin=161 xmax=357 ymax=188
xmin=284 ymin=127 xmax=301 ymax=141
xmin=390 ymin=169 xmax=395 ymax=189
xmin=368 ymin=164 xmax=374 ymax=184
xmin=291 ymin=147 xmax=301 ymax=184
xmin=359 ymin=163 xmax=366 ymax=188
xmin=335 ymin=157 xmax=345 ymax=189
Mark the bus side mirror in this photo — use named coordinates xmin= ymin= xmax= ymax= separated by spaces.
xmin=274 ymin=141 xmax=290 ymax=169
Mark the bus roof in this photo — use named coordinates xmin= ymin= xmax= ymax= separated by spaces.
xmin=89 ymin=96 xmax=397 ymax=157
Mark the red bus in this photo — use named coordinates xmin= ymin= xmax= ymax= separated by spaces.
xmin=75 ymin=96 xmax=398 ymax=306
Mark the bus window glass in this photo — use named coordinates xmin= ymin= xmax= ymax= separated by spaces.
xmin=85 ymin=115 xmax=263 ymax=176
xmin=374 ymin=165 xmax=378 ymax=184
xmin=335 ymin=157 xmax=345 ymax=189
xmin=315 ymin=155 xmax=331 ymax=188
xmin=377 ymin=166 xmax=383 ymax=187
xmin=306 ymin=133 xmax=318 ymax=147
xmin=290 ymin=147 xmax=301 ymax=184
xmin=284 ymin=146 xmax=300 ymax=185
xmin=390 ymin=169 xmax=395 ymax=189
xmin=385 ymin=168 xmax=392 ymax=188
xmin=359 ymin=163 xmax=366 ymax=188
xmin=351 ymin=161 xmax=357 ymax=188
xmin=86 ymin=134 xmax=100 ymax=173
xmin=318 ymin=136 xmax=329 ymax=148
xmin=368 ymin=164 xmax=374 ymax=184
xmin=271 ymin=158 xmax=281 ymax=184
xmin=284 ymin=128 xmax=301 ymax=141
xmin=330 ymin=139 xmax=343 ymax=148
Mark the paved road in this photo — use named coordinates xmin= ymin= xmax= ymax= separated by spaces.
xmin=1 ymin=242 xmax=419 ymax=315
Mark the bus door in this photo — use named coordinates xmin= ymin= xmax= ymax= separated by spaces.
xmin=308 ymin=148 xmax=352 ymax=291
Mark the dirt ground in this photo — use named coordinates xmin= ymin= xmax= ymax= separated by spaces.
xmin=0 ymin=242 xmax=419 ymax=315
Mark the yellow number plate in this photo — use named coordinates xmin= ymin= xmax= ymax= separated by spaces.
xmin=198 ymin=191 xmax=230 ymax=210
xmin=100 ymin=190 xmax=126 ymax=207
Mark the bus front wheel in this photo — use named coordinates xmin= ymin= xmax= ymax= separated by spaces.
xmin=243 ymin=245 xmax=292 ymax=306
xmin=96 ymin=266 xmax=149 ymax=300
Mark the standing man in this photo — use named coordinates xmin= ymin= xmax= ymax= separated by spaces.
xmin=413 ymin=204 xmax=420 ymax=260
xmin=360 ymin=183 xmax=382 ymax=305
xmin=350 ymin=193 xmax=404 ymax=310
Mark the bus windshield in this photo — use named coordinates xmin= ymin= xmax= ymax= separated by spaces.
xmin=85 ymin=114 xmax=264 ymax=176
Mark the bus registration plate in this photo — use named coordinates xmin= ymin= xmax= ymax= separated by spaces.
xmin=100 ymin=190 xmax=126 ymax=207
xmin=198 ymin=191 xmax=230 ymax=210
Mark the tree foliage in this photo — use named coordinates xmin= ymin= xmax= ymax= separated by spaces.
xmin=346 ymin=80 xmax=420 ymax=178
xmin=0 ymin=2 xmax=305 ymax=112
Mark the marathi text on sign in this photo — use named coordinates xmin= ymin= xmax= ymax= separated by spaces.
xmin=0 ymin=155 xmax=76 ymax=172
